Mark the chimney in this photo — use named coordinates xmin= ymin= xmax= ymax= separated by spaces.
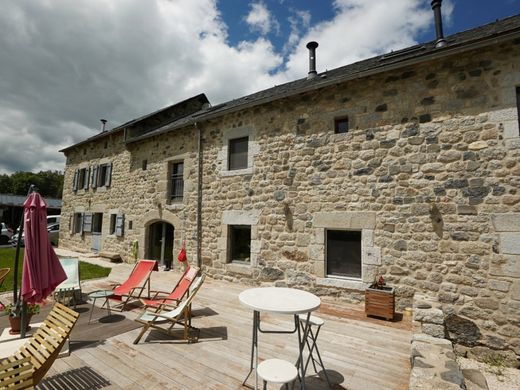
xmin=306 ymin=41 xmax=319 ymax=79
xmin=431 ymin=0 xmax=447 ymax=48
xmin=100 ymin=119 xmax=107 ymax=132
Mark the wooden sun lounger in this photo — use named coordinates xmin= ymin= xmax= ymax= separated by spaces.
xmin=0 ymin=303 xmax=80 ymax=388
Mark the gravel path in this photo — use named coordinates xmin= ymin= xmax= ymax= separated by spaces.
xmin=458 ymin=357 xmax=520 ymax=390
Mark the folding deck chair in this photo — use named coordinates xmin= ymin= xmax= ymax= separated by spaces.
xmin=109 ymin=259 xmax=158 ymax=311
xmin=54 ymin=258 xmax=81 ymax=308
xmin=0 ymin=303 xmax=80 ymax=388
xmin=133 ymin=274 xmax=205 ymax=344
xmin=140 ymin=266 xmax=200 ymax=309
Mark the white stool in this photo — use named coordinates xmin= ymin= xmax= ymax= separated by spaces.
xmin=257 ymin=358 xmax=297 ymax=390
xmin=297 ymin=315 xmax=332 ymax=388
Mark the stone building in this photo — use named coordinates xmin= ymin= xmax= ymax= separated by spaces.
xmin=60 ymin=12 xmax=520 ymax=362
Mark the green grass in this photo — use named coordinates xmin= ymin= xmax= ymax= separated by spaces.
xmin=0 ymin=247 xmax=111 ymax=293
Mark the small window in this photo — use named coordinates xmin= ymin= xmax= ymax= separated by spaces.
xmin=128 ymin=220 xmax=133 ymax=230
xmin=109 ymin=214 xmax=116 ymax=235
xmin=334 ymin=116 xmax=349 ymax=134
xmin=229 ymin=225 xmax=251 ymax=263
xmin=326 ymin=230 xmax=361 ymax=278
xmin=73 ymin=213 xmax=83 ymax=234
xmin=75 ymin=168 xmax=89 ymax=190
xmin=104 ymin=141 xmax=108 ymax=149
xmin=92 ymin=213 xmax=103 ymax=233
xmin=142 ymin=159 xmax=148 ymax=170
xmin=170 ymin=161 xmax=184 ymax=202
xmin=228 ymin=137 xmax=248 ymax=170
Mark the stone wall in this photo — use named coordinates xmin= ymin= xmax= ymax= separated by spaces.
xmin=60 ymin=39 xmax=520 ymax=359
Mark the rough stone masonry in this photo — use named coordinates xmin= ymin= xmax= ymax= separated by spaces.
xmin=60 ymin=34 xmax=520 ymax=363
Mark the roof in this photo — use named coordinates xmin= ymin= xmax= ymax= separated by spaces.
xmin=0 ymin=194 xmax=62 ymax=209
xmin=62 ymin=13 xmax=520 ymax=150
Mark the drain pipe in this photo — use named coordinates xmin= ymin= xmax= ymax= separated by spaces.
xmin=195 ymin=122 xmax=203 ymax=268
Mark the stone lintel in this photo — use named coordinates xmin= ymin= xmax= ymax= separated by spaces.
xmin=313 ymin=212 xmax=376 ymax=229
xmin=222 ymin=210 xmax=261 ymax=226
xmin=492 ymin=213 xmax=520 ymax=232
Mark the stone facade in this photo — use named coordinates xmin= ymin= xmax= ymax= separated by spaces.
xmin=61 ymin=38 xmax=520 ymax=361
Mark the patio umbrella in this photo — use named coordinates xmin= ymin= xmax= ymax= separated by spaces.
xmin=21 ymin=192 xmax=66 ymax=304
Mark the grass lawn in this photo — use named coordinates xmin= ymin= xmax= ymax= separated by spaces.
xmin=0 ymin=247 xmax=111 ymax=293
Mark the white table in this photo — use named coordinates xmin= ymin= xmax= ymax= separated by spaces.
xmin=239 ymin=287 xmax=321 ymax=390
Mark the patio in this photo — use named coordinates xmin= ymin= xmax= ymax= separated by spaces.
xmin=2 ymin=258 xmax=412 ymax=389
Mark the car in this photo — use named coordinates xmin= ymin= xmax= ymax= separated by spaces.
xmin=0 ymin=223 xmax=13 ymax=244
xmin=10 ymin=223 xmax=60 ymax=247
xmin=47 ymin=222 xmax=60 ymax=246
xmin=47 ymin=215 xmax=61 ymax=226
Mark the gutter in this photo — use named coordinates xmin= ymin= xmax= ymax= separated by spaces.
xmin=195 ymin=122 xmax=203 ymax=268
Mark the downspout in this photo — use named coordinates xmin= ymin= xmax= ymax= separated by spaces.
xmin=194 ymin=122 xmax=203 ymax=268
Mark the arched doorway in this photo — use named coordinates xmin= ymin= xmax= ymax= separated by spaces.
xmin=147 ymin=221 xmax=174 ymax=267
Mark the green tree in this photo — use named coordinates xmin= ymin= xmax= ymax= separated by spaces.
xmin=2 ymin=171 xmax=63 ymax=198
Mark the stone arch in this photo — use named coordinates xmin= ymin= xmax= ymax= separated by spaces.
xmin=138 ymin=209 xmax=184 ymax=260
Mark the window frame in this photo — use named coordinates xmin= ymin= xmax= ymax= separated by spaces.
xmin=91 ymin=212 xmax=103 ymax=234
xmin=325 ymin=229 xmax=362 ymax=280
xmin=73 ymin=213 xmax=83 ymax=234
xmin=109 ymin=214 xmax=117 ymax=235
xmin=169 ymin=161 xmax=184 ymax=203
xmin=228 ymin=225 xmax=251 ymax=264
xmin=228 ymin=136 xmax=249 ymax=171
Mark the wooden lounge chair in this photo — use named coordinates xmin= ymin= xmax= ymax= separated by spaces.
xmin=133 ymin=274 xmax=205 ymax=344
xmin=109 ymin=259 xmax=158 ymax=311
xmin=140 ymin=266 xmax=200 ymax=309
xmin=0 ymin=268 xmax=10 ymax=306
xmin=0 ymin=303 xmax=80 ymax=388
xmin=54 ymin=258 xmax=81 ymax=308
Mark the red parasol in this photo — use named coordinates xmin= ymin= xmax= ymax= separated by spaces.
xmin=21 ymin=192 xmax=66 ymax=304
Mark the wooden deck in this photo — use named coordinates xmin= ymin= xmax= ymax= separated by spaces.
xmin=37 ymin=269 xmax=411 ymax=389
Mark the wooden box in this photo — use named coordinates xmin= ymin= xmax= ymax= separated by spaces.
xmin=365 ymin=286 xmax=395 ymax=320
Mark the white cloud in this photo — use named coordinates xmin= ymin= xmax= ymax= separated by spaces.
xmin=245 ymin=1 xmax=280 ymax=35
xmin=0 ymin=0 xmax=451 ymax=174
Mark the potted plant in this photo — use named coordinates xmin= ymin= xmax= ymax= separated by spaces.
xmin=1 ymin=302 xmax=40 ymax=334
xmin=365 ymin=276 xmax=395 ymax=320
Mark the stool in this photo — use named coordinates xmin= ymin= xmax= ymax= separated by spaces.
xmin=88 ymin=290 xmax=113 ymax=324
xmin=257 ymin=359 xmax=297 ymax=390
xmin=297 ymin=315 xmax=332 ymax=388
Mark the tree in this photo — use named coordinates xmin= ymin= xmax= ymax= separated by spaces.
xmin=0 ymin=171 xmax=64 ymax=198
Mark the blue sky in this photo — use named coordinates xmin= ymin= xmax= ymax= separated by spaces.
xmin=0 ymin=0 xmax=518 ymax=173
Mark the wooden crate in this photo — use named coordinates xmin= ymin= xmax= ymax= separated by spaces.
xmin=365 ymin=286 xmax=395 ymax=320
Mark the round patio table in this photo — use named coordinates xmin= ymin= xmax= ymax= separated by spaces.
xmin=88 ymin=290 xmax=114 ymax=324
xmin=239 ymin=287 xmax=321 ymax=390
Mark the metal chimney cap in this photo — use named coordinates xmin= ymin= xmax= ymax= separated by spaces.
xmin=306 ymin=41 xmax=319 ymax=50
xmin=100 ymin=119 xmax=107 ymax=124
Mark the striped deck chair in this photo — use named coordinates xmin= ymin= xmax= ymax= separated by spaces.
xmin=140 ymin=266 xmax=200 ymax=310
xmin=133 ymin=274 xmax=205 ymax=344
xmin=0 ymin=303 xmax=80 ymax=388
xmin=109 ymin=259 xmax=158 ymax=311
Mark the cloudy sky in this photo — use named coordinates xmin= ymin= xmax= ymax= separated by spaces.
xmin=0 ymin=0 xmax=518 ymax=174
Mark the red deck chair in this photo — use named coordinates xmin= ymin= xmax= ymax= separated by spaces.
xmin=140 ymin=266 xmax=200 ymax=310
xmin=109 ymin=259 xmax=158 ymax=311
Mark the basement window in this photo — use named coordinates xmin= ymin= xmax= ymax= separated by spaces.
xmin=326 ymin=230 xmax=361 ymax=279
xmin=334 ymin=116 xmax=349 ymax=134
xmin=229 ymin=225 xmax=251 ymax=263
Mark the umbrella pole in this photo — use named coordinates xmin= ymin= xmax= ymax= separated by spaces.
xmin=13 ymin=184 xmax=36 ymax=339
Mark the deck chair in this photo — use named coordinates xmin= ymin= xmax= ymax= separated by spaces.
xmin=0 ymin=268 xmax=10 ymax=306
xmin=0 ymin=303 xmax=80 ymax=388
xmin=109 ymin=259 xmax=158 ymax=311
xmin=54 ymin=258 xmax=81 ymax=308
xmin=133 ymin=274 xmax=205 ymax=344
xmin=140 ymin=266 xmax=200 ymax=309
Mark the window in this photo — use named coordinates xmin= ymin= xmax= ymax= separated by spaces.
xmin=229 ymin=225 xmax=251 ymax=263
xmin=334 ymin=116 xmax=349 ymax=134
xmin=326 ymin=230 xmax=361 ymax=278
xmin=228 ymin=137 xmax=248 ymax=170
xmin=109 ymin=214 xmax=116 ymax=235
xmin=92 ymin=213 xmax=103 ymax=234
xmin=73 ymin=213 xmax=83 ymax=234
xmin=91 ymin=162 xmax=112 ymax=189
xmin=115 ymin=214 xmax=125 ymax=237
xmin=142 ymin=159 xmax=148 ymax=170
xmin=170 ymin=161 xmax=184 ymax=202
xmin=73 ymin=168 xmax=90 ymax=191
